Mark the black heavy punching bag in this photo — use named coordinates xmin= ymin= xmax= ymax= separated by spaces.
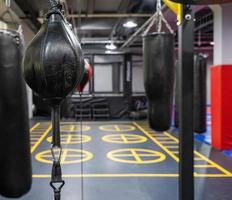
xmin=144 ymin=33 xmax=175 ymax=131
xmin=23 ymin=9 xmax=83 ymax=105
xmin=193 ymin=54 xmax=207 ymax=133
xmin=0 ymin=30 xmax=32 ymax=197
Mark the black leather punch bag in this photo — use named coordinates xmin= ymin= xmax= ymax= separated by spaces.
xmin=23 ymin=2 xmax=83 ymax=198
xmin=23 ymin=6 xmax=83 ymax=105
xmin=0 ymin=30 xmax=32 ymax=197
xmin=144 ymin=33 xmax=175 ymax=131
xmin=193 ymin=54 xmax=207 ymax=133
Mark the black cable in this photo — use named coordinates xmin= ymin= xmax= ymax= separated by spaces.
xmin=78 ymin=0 xmax=82 ymax=42
xmin=79 ymin=92 xmax=84 ymax=200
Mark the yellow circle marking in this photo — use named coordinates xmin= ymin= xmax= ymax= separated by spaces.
xmin=99 ymin=125 xmax=136 ymax=132
xmin=60 ymin=125 xmax=91 ymax=132
xmin=102 ymin=134 xmax=147 ymax=144
xmin=107 ymin=148 xmax=166 ymax=164
xmin=47 ymin=134 xmax=92 ymax=144
xmin=35 ymin=149 xmax=93 ymax=164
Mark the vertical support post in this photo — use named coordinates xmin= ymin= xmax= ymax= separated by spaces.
xmin=123 ymin=53 xmax=133 ymax=113
xmin=178 ymin=5 xmax=194 ymax=200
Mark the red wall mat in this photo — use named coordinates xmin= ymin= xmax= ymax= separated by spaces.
xmin=211 ymin=65 xmax=232 ymax=150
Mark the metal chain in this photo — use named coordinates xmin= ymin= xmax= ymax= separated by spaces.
xmin=143 ymin=0 xmax=174 ymax=35
xmin=157 ymin=0 xmax=162 ymax=33
xmin=5 ymin=0 xmax=11 ymax=8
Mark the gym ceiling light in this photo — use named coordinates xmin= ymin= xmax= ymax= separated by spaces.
xmin=105 ymin=43 xmax=117 ymax=50
xmin=123 ymin=20 xmax=138 ymax=28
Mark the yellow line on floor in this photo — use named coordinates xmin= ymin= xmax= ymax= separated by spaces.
xmin=31 ymin=124 xmax=52 ymax=153
xmin=163 ymin=132 xmax=179 ymax=143
xmin=194 ymin=151 xmax=232 ymax=176
xmin=194 ymin=165 xmax=214 ymax=168
xmin=133 ymin=122 xmax=179 ymax=162
xmin=30 ymin=123 xmax=41 ymax=132
xmin=32 ymin=173 xmax=232 ymax=178
xmin=33 ymin=174 xmax=179 ymax=178
xmin=164 ymin=131 xmax=232 ymax=175
xmin=135 ymin=122 xmax=232 ymax=176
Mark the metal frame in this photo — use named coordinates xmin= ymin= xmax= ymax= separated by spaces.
xmin=178 ymin=4 xmax=194 ymax=200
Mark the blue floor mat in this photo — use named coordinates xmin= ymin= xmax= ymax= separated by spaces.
xmin=194 ymin=113 xmax=232 ymax=157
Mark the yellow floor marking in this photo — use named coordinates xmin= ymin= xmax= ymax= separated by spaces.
xmin=112 ymin=154 xmax=163 ymax=157
xmin=165 ymin=146 xmax=179 ymax=148
xmin=194 ymin=151 xmax=232 ymax=176
xmin=107 ymin=148 xmax=166 ymax=164
xmin=31 ymin=124 xmax=52 ymax=153
xmin=130 ymin=149 xmax=142 ymax=163
xmin=121 ymin=135 xmax=129 ymax=143
xmin=41 ymin=154 xmax=84 ymax=158
xmin=171 ymin=151 xmax=179 ymax=154
xmin=114 ymin=125 xmax=121 ymax=132
xmin=32 ymin=173 xmax=232 ymax=178
xmin=163 ymin=130 xmax=232 ymax=175
xmin=61 ymin=149 xmax=69 ymax=163
xmin=67 ymin=135 xmax=72 ymax=144
xmin=194 ymin=158 xmax=204 ymax=161
xmin=194 ymin=165 xmax=215 ymax=168
xmin=70 ymin=125 xmax=75 ymax=132
xmin=150 ymin=134 xmax=165 ymax=137
xmin=33 ymin=174 xmax=179 ymax=178
xmin=156 ymin=138 xmax=174 ymax=141
xmin=102 ymin=134 xmax=147 ymax=144
xmin=163 ymin=132 xmax=179 ymax=143
xmin=35 ymin=149 xmax=93 ymax=164
xmin=30 ymin=123 xmax=41 ymax=132
xmin=135 ymin=122 xmax=232 ymax=176
xmin=159 ymin=141 xmax=178 ymax=144
xmin=133 ymin=122 xmax=179 ymax=162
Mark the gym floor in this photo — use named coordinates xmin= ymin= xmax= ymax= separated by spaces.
xmin=3 ymin=120 xmax=232 ymax=200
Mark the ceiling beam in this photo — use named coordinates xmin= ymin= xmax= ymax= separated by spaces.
xmin=67 ymin=13 xmax=152 ymax=18
xmin=37 ymin=13 xmax=152 ymax=23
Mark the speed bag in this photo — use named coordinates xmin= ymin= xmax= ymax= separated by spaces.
xmin=0 ymin=30 xmax=32 ymax=197
xmin=193 ymin=54 xmax=207 ymax=133
xmin=143 ymin=33 xmax=175 ymax=131
xmin=77 ymin=59 xmax=93 ymax=93
xmin=23 ymin=10 xmax=84 ymax=105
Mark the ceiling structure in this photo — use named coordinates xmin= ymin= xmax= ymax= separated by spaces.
xmin=12 ymin=0 xmax=214 ymax=54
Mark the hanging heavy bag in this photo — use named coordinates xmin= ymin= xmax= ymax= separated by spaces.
xmin=77 ymin=59 xmax=93 ymax=93
xmin=23 ymin=5 xmax=83 ymax=105
xmin=143 ymin=0 xmax=175 ymax=131
xmin=0 ymin=30 xmax=32 ymax=198
xmin=144 ymin=33 xmax=175 ymax=131
xmin=193 ymin=54 xmax=207 ymax=133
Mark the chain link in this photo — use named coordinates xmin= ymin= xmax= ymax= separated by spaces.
xmin=143 ymin=0 xmax=174 ymax=36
